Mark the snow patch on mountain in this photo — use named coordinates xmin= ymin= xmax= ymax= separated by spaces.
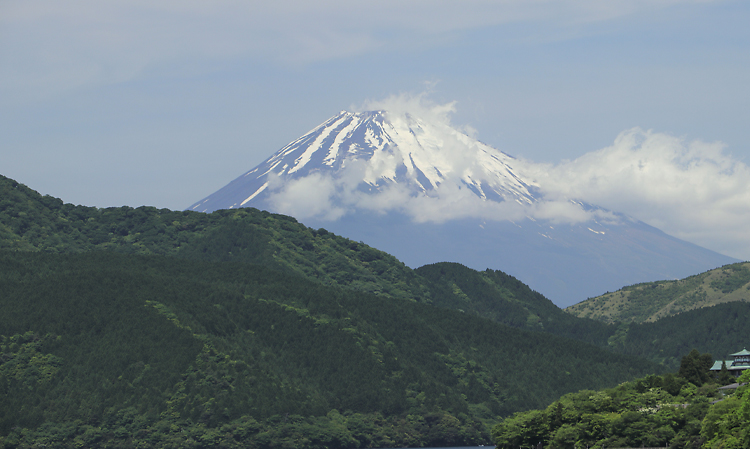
xmin=186 ymin=94 xmax=744 ymax=305
xmin=189 ymin=97 xmax=616 ymax=227
xmin=188 ymin=93 xmax=750 ymax=261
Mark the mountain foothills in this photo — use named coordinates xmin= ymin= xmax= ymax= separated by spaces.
xmin=187 ymin=109 xmax=737 ymax=307
xmin=1 ymin=174 xmax=749 ymax=448
xmin=566 ymin=262 xmax=750 ymax=324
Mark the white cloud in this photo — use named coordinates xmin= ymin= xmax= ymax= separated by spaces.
xmin=529 ymin=201 xmax=598 ymax=224
xmin=266 ymin=173 xmax=347 ymax=221
xmin=525 ymin=128 xmax=750 ymax=259
xmin=357 ymin=92 xmax=457 ymax=125
xmin=263 ymin=91 xmax=592 ymax=225
xmin=265 ymin=93 xmax=750 ymax=260
xmin=266 ymin=171 xmax=535 ymax=224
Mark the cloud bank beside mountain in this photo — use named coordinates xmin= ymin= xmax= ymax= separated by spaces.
xmin=264 ymin=95 xmax=750 ymax=260
xmin=531 ymin=128 xmax=750 ymax=260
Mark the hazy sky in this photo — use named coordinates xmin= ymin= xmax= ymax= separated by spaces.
xmin=2 ymin=0 xmax=749 ymax=259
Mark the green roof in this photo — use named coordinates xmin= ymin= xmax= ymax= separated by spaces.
xmin=710 ymin=359 xmax=750 ymax=371
xmin=731 ymin=348 xmax=750 ymax=357
xmin=710 ymin=360 xmax=728 ymax=371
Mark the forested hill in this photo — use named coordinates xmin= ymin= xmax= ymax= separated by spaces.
xmin=416 ymin=263 xmax=613 ymax=343
xmin=3 ymin=173 xmax=750 ymax=369
xmin=0 ymin=175 xmax=430 ymax=303
xmin=3 ymin=173 xmax=750 ymax=446
xmin=492 ymin=351 xmax=747 ymax=449
xmin=0 ymin=174 xmax=608 ymax=342
xmin=566 ymin=262 xmax=750 ymax=324
xmin=0 ymin=250 xmax=659 ymax=447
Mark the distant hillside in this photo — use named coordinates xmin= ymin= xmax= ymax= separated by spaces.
xmin=415 ymin=262 xmax=613 ymax=345
xmin=565 ymin=262 xmax=750 ymax=324
xmin=608 ymin=301 xmax=750 ymax=367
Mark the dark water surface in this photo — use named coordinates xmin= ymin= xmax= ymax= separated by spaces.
xmin=377 ymin=447 xmax=490 ymax=449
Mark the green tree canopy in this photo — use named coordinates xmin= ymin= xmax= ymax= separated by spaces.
xmin=678 ymin=349 xmax=714 ymax=386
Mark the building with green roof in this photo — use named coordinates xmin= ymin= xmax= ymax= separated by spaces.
xmin=710 ymin=348 xmax=750 ymax=378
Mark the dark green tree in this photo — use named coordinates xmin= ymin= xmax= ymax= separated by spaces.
xmin=718 ymin=361 xmax=734 ymax=386
xmin=678 ymin=349 xmax=713 ymax=386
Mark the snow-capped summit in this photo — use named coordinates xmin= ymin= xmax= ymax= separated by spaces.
xmin=188 ymin=108 xmax=737 ymax=307
xmin=189 ymin=109 xmax=540 ymax=215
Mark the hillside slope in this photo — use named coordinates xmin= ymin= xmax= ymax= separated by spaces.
xmin=2 ymin=173 xmax=749 ymax=370
xmin=492 ymin=361 xmax=727 ymax=449
xmin=0 ymin=174 xmax=608 ymax=342
xmin=0 ymin=174 xmax=430 ymax=303
xmin=0 ymin=250 xmax=660 ymax=447
xmin=566 ymin=262 xmax=750 ymax=324
xmin=415 ymin=262 xmax=613 ymax=345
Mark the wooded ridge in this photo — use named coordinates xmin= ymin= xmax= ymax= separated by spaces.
xmin=2 ymin=174 xmax=749 ymax=447
xmin=0 ymin=250 xmax=657 ymax=447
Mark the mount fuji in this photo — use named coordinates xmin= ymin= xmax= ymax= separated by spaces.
xmin=188 ymin=109 xmax=737 ymax=307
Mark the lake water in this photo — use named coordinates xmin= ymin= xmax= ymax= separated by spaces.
xmin=377 ymin=447 xmax=490 ymax=449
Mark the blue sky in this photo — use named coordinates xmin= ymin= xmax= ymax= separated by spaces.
xmin=2 ymin=0 xmax=749 ymax=259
